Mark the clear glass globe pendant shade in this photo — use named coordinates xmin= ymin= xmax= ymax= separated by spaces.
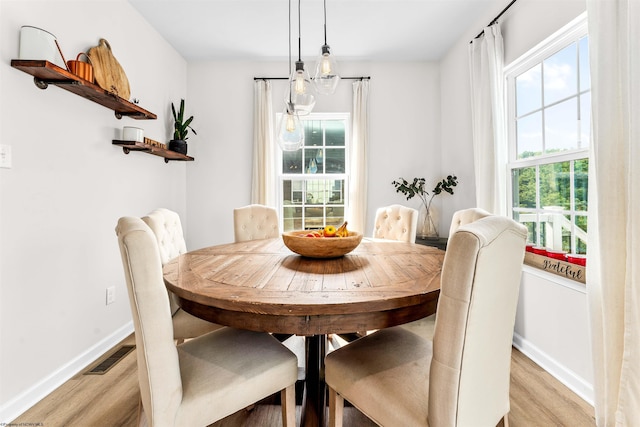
xmin=284 ymin=61 xmax=316 ymax=116
xmin=313 ymin=44 xmax=340 ymax=95
xmin=277 ymin=102 xmax=304 ymax=151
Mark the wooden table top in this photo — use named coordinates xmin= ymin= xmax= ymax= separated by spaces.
xmin=163 ymin=237 xmax=444 ymax=335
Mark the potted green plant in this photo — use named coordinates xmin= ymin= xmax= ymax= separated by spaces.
xmin=169 ymin=98 xmax=197 ymax=155
xmin=392 ymin=175 xmax=458 ymax=239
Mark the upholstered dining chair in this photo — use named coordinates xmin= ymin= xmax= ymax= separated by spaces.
xmin=372 ymin=204 xmax=419 ymax=243
xmin=448 ymin=206 xmax=492 ymax=237
xmin=325 ymin=215 xmax=527 ymax=427
xmin=401 ymin=207 xmax=494 ymax=339
xmin=142 ymin=208 xmax=222 ymax=343
xmin=233 ymin=204 xmax=280 ymax=242
xmin=116 ymin=216 xmax=298 ymax=427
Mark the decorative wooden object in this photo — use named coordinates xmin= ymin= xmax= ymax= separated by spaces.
xmin=282 ymin=231 xmax=363 ymax=258
xmin=143 ymin=137 xmax=166 ymax=149
xmin=10 ymin=59 xmax=155 ymax=120
xmin=112 ymin=140 xmax=193 ymax=163
xmin=524 ymin=252 xmax=586 ymax=284
xmin=87 ymin=38 xmax=130 ymax=100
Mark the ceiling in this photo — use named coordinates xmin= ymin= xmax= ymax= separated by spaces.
xmin=127 ymin=0 xmax=504 ymax=62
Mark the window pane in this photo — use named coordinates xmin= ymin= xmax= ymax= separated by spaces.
xmin=327 ymin=179 xmax=345 ymax=204
xmin=579 ymin=36 xmax=590 ymax=91
xmin=516 ymin=111 xmax=543 ymax=158
xmin=304 ymin=151 xmax=320 ymax=174
xmin=325 ymin=148 xmax=345 ymax=173
xmin=513 ymin=211 xmax=537 ymax=244
xmin=305 ymin=120 xmax=323 ymax=146
xmin=283 ymin=150 xmax=302 ymax=174
xmin=327 ymin=206 xmax=345 ymax=226
xmin=544 ymin=98 xmax=578 ymax=153
xmin=539 ymin=209 xmax=566 ymax=250
xmin=282 ymin=204 xmax=302 ymax=230
xmin=516 ymin=64 xmax=542 ymax=116
xmin=305 ymin=206 xmax=325 ymax=229
xmin=283 ymin=180 xmax=303 ymax=204
xmin=306 ymin=179 xmax=325 ymax=204
xmin=574 ymin=159 xmax=589 ymax=211
xmin=512 ymin=167 xmax=537 ymax=208
xmin=540 ymin=162 xmax=571 ymax=210
xmin=575 ymin=215 xmax=588 ymax=254
xmin=325 ymin=120 xmax=346 ymax=146
xmin=580 ymin=92 xmax=591 ymax=149
xmin=544 ymin=43 xmax=577 ymax=106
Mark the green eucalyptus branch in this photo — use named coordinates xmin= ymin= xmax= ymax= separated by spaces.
xmin=392 ymin=175 xmax=459 ymax=212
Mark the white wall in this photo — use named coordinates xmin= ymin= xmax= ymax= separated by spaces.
xmin=0 ymin=0 xmax=595 ymax=421
xmin=185 ymin=60 xmax=441 ymax=249
xmin=0 ymin=0 xmax=188 ymax=421
xmin=439 ymin=0 xmax=593 ymax=404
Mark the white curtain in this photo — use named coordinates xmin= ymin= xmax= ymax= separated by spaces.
xmin=348 ymin=79 xmax=369 ymax=234
xmin=251 ymin=80 xmax=277 ymax=206
xmin=468 ymin=24 xmax=507 ymax=215
xmin=586 ymin=1 xmax=640 ymax=425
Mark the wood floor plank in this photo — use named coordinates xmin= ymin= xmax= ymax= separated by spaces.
xmin=12 ymin=335 xmax=594 ymax=427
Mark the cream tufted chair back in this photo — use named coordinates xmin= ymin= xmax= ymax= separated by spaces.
xmin=142 ymin=208 xmax=221 ymax=341
xmin=373 ymin=204 xmax=418 ymax=243
xmin=448 ymin=207 xmax=492 ymax=237
xmin=141 ymin=208 xmax=187 ymax=265
xmin=233 ymin=204 xmax=280 ymax=242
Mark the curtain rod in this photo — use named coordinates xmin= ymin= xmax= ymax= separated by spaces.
xmin=253 ymin=76 xmax=370 ymax=81
xmin=471 ymin=0 xmax=517 ymax=41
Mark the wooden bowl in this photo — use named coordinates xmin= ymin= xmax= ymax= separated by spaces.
xmin=282 ymin=230 xmax=363 ymax=258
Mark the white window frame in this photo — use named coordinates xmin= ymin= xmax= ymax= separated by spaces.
xmin=504 ymin=13 xmax=589 ymax=254
xmin=275 ymin=112 xmax=351 ymax=232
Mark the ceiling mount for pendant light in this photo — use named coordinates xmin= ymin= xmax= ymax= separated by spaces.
xmin=277 ymin=0 xmax=304 ymax=151
xmin=313 ymin=0 xmax=340 ymax=95
xmin=285 ymin=0 xmax=315 ymax=115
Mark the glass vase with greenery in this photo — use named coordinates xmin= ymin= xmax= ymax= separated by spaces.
xmin=392 ymin=175 xmax=458 ymax=239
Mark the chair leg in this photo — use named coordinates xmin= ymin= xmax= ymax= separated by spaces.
xmin=503 ymin=413 xmax=510 ymax=427
xmin=281 ymin=384 xmax=296 ymax=427
xmin=329 ymin=387 xmax=344 ymax=427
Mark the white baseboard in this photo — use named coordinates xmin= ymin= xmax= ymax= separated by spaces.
xmin=0 ymin=321 xmax=134 ymax=423
xmin=513 ymin=332 xmax=594 ymax=406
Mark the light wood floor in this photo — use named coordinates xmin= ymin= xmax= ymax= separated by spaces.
xmin=12 ymin=334 xmax=595 ymax=426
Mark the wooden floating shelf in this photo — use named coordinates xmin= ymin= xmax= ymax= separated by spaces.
xmin=112 ymin=140 xmax=194 ymax=163
xmin=11 ymin=59 xmax=156 ymax=120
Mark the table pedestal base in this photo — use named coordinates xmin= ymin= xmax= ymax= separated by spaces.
xmin=301 ymin=334 xmax=327 ymax=427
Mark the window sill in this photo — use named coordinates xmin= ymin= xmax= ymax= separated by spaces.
xmin=523 ymin=252 xmax=586 ymax=286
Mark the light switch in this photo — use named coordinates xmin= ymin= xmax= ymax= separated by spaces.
xmin=0 ymin=145 xmax=12 ymax=169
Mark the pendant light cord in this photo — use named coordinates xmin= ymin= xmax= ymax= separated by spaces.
xmin=288 ymin=0 xmax=293 ymax=103
xmin=323 ymin=0 xmax=327 ymax=45
xmin=297 ymin=0 xmax=302 ymax=61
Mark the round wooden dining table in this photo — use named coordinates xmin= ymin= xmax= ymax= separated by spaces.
xmin=163 ymin=237 xmax=444 ymax=427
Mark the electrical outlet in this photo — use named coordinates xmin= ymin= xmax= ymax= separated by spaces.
xmin=106 ymin=286 xmax=116 ymax=305
xmin=0 ymin=145 xmax=12 ymax=169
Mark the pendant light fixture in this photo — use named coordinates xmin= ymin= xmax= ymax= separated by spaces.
xmin=284 ymin=0 xmax=315 ymax=115
xmin=277 ymin=0 xmax=304 ymax=151
xmin=313 ymin=0 xmax=340 ymax=95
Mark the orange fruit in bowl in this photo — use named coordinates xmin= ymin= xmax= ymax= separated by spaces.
xmin=323 ymin=225 xmax=337 ymax=237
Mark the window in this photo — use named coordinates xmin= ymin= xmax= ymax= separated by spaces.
xmin=506 ymin=16 xmax=589 ymax=257
xmin=277 ymin=113 xmax=350 ymax=232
